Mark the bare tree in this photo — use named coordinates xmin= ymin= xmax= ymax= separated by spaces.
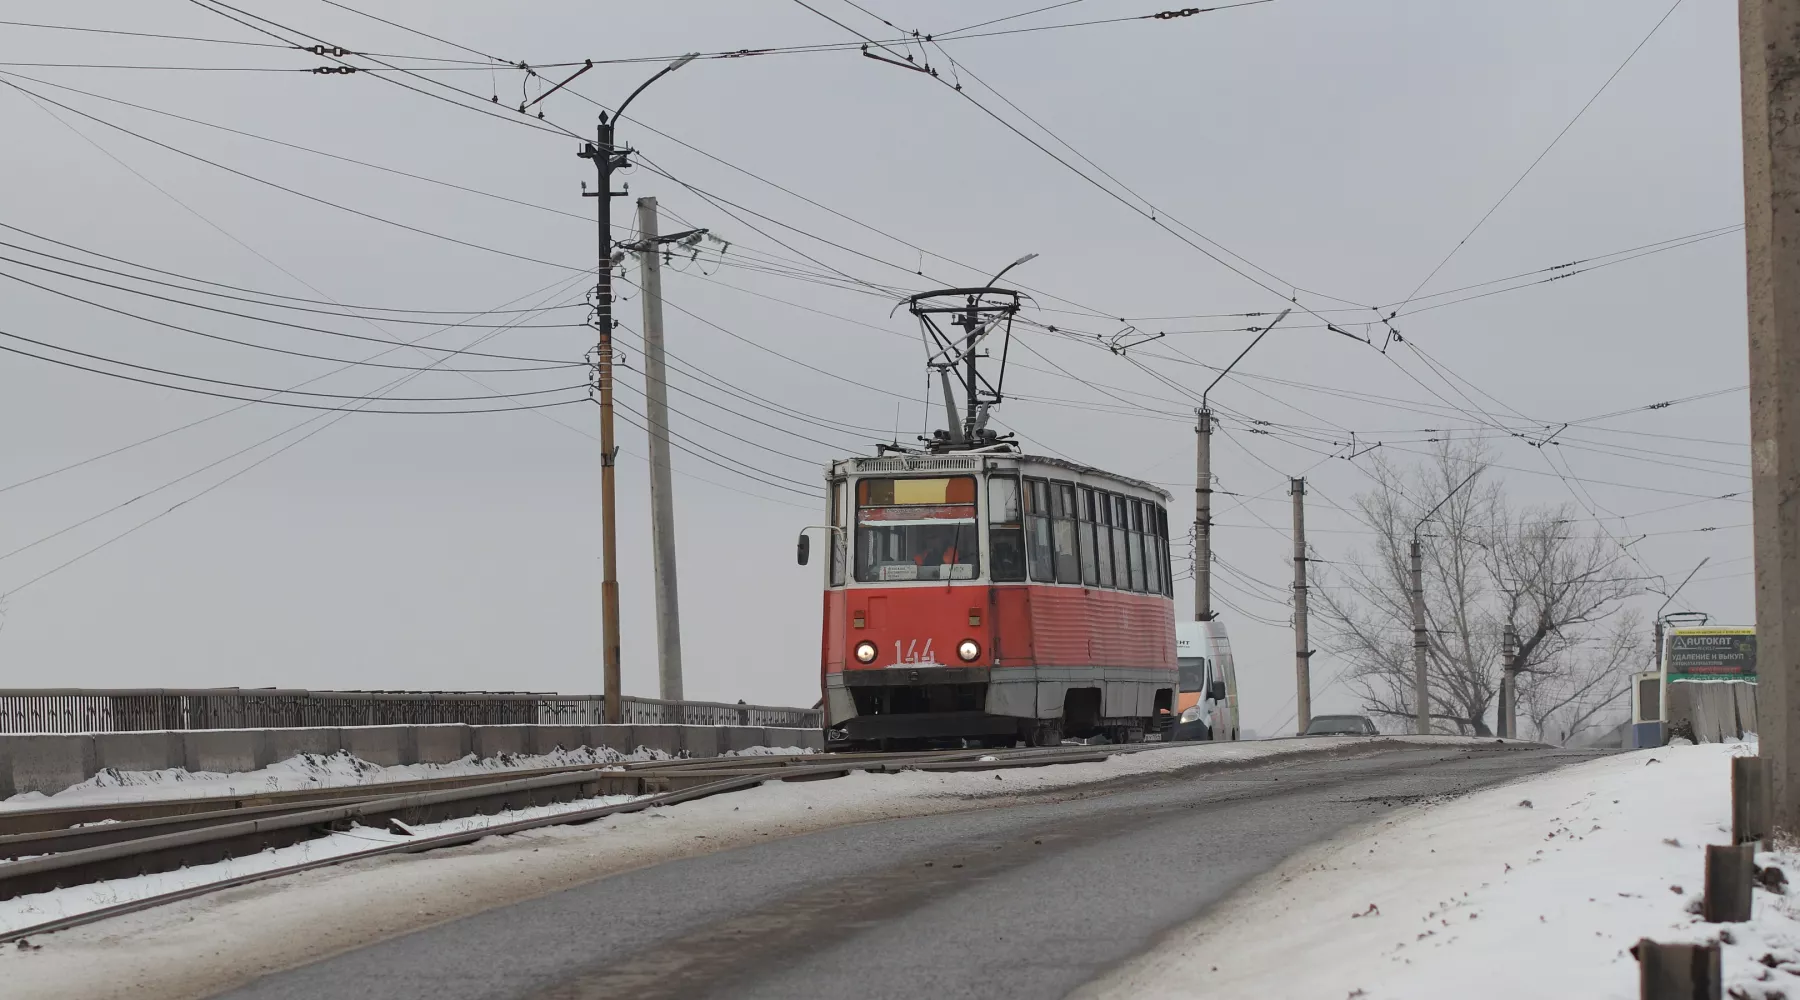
xmin=1315 ymin=441 xmax=1639 ymax=740
xmin=1519 ymin=613 xmax=1642 ymax=745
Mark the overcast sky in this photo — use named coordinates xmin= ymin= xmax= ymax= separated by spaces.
xmin=0 ymin=0 xmax=1749 ymax=733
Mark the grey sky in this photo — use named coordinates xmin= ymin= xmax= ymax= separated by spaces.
xmin=0 ymin=1 xmax=1748 ymax=731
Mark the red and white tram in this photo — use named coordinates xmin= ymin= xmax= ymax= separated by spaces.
xmin=807 ymin=452 xmax=1177 ymax=748
xmin=797 ymin=283 xmax=1184 ymax=749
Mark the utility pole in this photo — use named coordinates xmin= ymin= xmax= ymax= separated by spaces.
xmin=1191 ymin=308 xmax=1290 ymax=624
xmin=579 ymin=115 xmax=626 ymax=724
xmin=1409 ymin=469 xmax=1478 ymax=737
xmin=1291 ymin=477 xmax=1311 ymax=734
xmin=575 ymin=53 xmax=698 ymax=725
xmin=1411 ymin=538 xmax=1427 ymax=735
xmin=636 ymin=197 xmax=684 ymax=703
xmin=1194 ymin=407 xmax=1214 ymax=622
xmin=1499 ymin=622 xmax=1518 ymax=740
xmin=1743 ymin=0 xmax=1800 ymax=835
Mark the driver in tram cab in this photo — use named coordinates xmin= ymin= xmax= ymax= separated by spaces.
xmin=912 ymin=530 xmax=960 ymax=579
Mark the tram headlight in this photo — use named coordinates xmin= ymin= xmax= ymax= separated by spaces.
xmin=957 ymin=639 xmax=981 ymax=662
xmin=854 ymin=641 xmax=878 ymax=664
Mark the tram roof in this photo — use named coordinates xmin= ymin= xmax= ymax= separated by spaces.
xmin=831 ymin=451 xmax=1170 ymax=502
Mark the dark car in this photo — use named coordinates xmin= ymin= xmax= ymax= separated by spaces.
xmin=1303 ymin=714 xmax=1379 ymax=736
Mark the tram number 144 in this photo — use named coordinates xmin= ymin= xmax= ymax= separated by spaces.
xmin=890 ymin=639 xmax=941 ymax=667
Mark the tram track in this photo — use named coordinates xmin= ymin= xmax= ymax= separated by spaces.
xmin=0 ymin=742 xmax=1157 ymax=944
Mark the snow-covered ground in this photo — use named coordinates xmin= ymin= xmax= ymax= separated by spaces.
xmin=0 ymin=736 xmax=1398 ymax=1000
xmin=0 ymin=792 xmax=647 ymax=937
xmin=0 ymin=745 xmax=807 ymax=813
xmin=1081 ymin=741 xmax=1794 ymax=1000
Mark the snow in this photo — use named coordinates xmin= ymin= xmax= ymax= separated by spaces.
xmin=0 ymin=746 xmax=689 ymax=812
xmin=0 ymin=735 xmax=1419 ymax=1000
xmin=720 ymin=745 xmax=816 ymax=757
xmin=0 ymin=792 xmax=646 ymax=937
xmin=1080 ymin=741 xmax=1799 ymax=1000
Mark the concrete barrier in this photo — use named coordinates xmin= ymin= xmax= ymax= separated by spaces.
xmin=341 ymin=726 xmax=413 ymax=768
xmin=527 ymin=726 xmax=588 ymax=756
xmin=4 ymin=734 xmax=95 ymax=797
xmin=684 ymin=726 xmax=721 ymax=759
xmin=723 ymin=727 xmax=770 ymax=753
xmin=587 ymin=725 xmax=636 ymax=754
xmin=184 ymin=729 xmax=268 ymax=774
xmin=630 ymin=725 xmax=685 ymax=757
xmin=94 ymin=731 xmax=184 ymax=774
xmin=766 ymin=727 xmax=820 ymax=751
xmin=0 ymin=722 xmax=822 ymax=799
xmin=266 ymin=727 xmax=342 ymax=762
xmin=470 ymin=725 xmax=532 ymax=760
xmin=414 ymin=724 xmax=471 ymax=764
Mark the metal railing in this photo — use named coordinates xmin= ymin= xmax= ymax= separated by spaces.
xmin=0 ymin=689 xmax=821 ymax=735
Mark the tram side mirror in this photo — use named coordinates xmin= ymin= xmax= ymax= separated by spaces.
xmin=1208 ymin=680 xmax=1226 ymax=701
xmin=797 ymin=532 xmax=811 ymax=566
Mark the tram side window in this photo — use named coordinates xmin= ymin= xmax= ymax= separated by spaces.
xmin=1076 ymin=487 xmax=1099 ymax=587
xmin=854 ymin=476 xmax=981 ymax=582
xmin=1093 ymin=490 xmax=1115 ymax=588
xmin=1025 ymin=478 xmax=1056 ymax=583
xmin=1052 ymin=482 xmax=1081 ymax=584
xmin=1129 ymin=500 xmax=1149 ymax=592
xmin=1159 ymin=505 xmax=1174 ymax=597
xmin=988 ymin=475 xmax=1026 ymax=583
xmin=829 ymin=479 xmax=846 ymax=587
xmin=1166 ymin=503 xmax=1180 ymax=597
xmin=1143 ymin=500 xmax=1163 ymax=596
xmin=1112 ymin=495 xmax=1135 ymax=592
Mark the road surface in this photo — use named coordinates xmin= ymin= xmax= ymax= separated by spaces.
xmin=218 ymin=744 xmax=1598 ymax=1000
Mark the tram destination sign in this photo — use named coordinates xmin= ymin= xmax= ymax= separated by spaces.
xmin=1666 ymin=626 xmax=1757 ymax=683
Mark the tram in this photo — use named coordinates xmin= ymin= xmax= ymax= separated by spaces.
xmin=798 ymin=283 xmax=1180 ymax=749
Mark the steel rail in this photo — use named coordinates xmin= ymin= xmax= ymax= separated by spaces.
xmin=0 ymin=747 xmax=1028 ymax=886
xmin=0 ymin=750 xmax=849 ymax=837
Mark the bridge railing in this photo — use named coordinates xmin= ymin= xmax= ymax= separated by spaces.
xmin=0 ymin=689 xmax=821 ymax=735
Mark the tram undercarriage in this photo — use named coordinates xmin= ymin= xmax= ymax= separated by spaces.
xmin=826 ymin=666 xmax=1173 ymax=750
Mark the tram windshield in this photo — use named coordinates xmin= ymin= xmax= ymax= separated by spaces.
xmin=855 ymin=476 xmax=981 ymax=582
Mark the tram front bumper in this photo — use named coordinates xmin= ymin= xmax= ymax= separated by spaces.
xmin=832 ymin=666 xmax=1019 ymax=741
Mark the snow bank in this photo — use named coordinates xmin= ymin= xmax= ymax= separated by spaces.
xmin=1080 ymin=742 xmax=1797 ymax=1000
xmin=721 ymin=745 xmax=817 ymax=757
xmin=0 ymin=746 xmax=677 ymax=812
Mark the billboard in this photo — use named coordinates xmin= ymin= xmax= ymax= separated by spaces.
xmin=1666 ymin=626 xmax=1757 ymax=683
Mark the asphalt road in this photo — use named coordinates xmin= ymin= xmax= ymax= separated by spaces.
xmin=217 ymin=744 xmax=1600 ymax=1000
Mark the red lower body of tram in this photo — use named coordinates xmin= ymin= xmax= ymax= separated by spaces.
xmin=820 ymin=582 xmax=1176 ymax=749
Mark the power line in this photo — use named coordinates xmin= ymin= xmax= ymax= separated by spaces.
xmin=0 ymin=257 xmax=580 ymax=367
xmin=1392 ymin=0 xmax=1688 ymax=309
xmin=0 ymin=334 xmax=586 ymax=414
xmin=0 ymin=220 xmax=583 ymax=316
xmin=0 ymin=75 xmax=585 ymax=270
xmin=0 ymin=274 xmax=592 ymax=497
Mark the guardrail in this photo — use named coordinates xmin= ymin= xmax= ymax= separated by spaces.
xmin=0 ymin=689 xmax=820 ymax=734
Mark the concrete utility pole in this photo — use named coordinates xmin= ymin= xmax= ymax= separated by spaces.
xmin=1291 ymin=477 xmax=1311 ymax=734
xmin=1191 ymin=308 xmax=1289 ymax=624
xmin=1194 ymin=407 xmax=1214 ymax=622
xmin=1409 ymin=469 xmax=1478 ymax=737
xmin=1411 ymin=539 xmax=1427 ymax=735
xmin=577 ymin=53 xmax=697 ymax=724
xmin=1499 ymin=622 xmax=1518 ymax=740
xmin=1741 ymin=0 xmax=1800 ymax=834
xmin=636 ymin=197 xmax=685 ymax=702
